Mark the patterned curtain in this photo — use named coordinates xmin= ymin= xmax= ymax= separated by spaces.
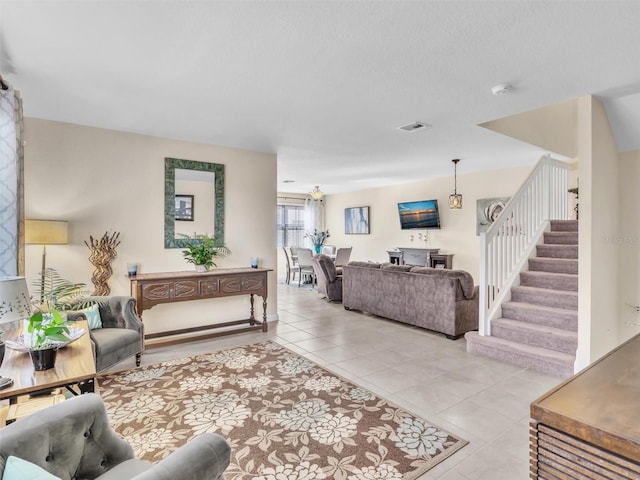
xmin=0 ymin=83 xmax=24 ymax=276
xmin=303 ymin=198 xmax=325 ymax=249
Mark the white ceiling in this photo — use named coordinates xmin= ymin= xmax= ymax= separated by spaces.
xmin=2 ymin=1 xmax=639 ymax=195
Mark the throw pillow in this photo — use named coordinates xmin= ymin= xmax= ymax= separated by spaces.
xmin=80 ymin=303 xmax=102 ymax=330
xmin=2 ymin=456 xmax=61 ymax=480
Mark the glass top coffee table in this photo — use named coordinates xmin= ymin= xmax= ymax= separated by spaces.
xmin=0 ymin=320 xmax=96 ymax=404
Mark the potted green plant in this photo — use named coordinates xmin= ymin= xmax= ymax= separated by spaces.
xmin=27 ymin=306 xmax=73 ymax=370
xmin=180 ymin=233 xmax=231 ymax=272
xmin=305 ymin=229 xmax=330 ymax=254
xmin=27 ymin=268 xmax=91 ymax=370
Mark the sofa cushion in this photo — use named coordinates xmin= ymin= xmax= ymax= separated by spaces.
xmin=380 ymin=263 xmax=414 ymax=272
xmin=410 ymin=267 xmax=476 ymax=299
xmin=347 ymin=261 xmax=381 ymax=268
xmin=2 ymin=456 xmax=61 ymax=480
xmin=90 ymin=328 xmax=142 ymax=372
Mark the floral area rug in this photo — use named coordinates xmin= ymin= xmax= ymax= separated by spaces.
xmin=98 ymin=342 xmax=467 ymax=479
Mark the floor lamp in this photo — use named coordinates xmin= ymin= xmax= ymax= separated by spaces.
xmin=0 ymin=276 xmax=32 ymax=389
xmin=25 ymin=219 xmax=69 ymax=303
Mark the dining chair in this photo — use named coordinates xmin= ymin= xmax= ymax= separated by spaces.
xmin=295 ymin=248 xmax=316 ymax=287
xmin=282 ymin=247 xmax=301 ymax=285
xmin=334 ymin=247 xmax=353 ymax=275
xmin=321 ymin=245 xmax=336 ymax=256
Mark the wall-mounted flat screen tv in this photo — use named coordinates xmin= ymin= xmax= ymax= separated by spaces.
xmin=397 ymin=199 xmax=441 ymax=229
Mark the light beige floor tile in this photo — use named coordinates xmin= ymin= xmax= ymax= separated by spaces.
xmin=312 ymin=345 xmax=361 ymax=363
xmin=437 ymin=398 xmax=516 ymax=441
xmin=332 ymin=355 xmax=390 ymax=377
xmin=453 ymin=443 xmax=529 ymax=480
xmin=272 ymin=329 xmax=316 ymax=343
xmin=393 ymin=384 xmax=466 ymax=417
xmin=466 ymin=387 xmax=531 ymax=422
xmin=292 ymin=337 xmax=337 ymax=352
xmin=360 ymin=366 xmax=425 ymax=393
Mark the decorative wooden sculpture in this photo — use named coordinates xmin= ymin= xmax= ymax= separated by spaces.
xmin=85 ymin=231 xmax=121 ymax=295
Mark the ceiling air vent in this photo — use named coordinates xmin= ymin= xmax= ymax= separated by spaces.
xmin=397 ymin=121 xmax=431 ymax=132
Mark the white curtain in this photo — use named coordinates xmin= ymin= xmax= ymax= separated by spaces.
xmin=303 ymin=198 xmax=325 ymax=249
xmin=0 ymin=83 xmax=24 ymax=276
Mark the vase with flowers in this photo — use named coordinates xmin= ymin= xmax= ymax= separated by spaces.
xmin=305 ymin=229 xmax=330 ymax=254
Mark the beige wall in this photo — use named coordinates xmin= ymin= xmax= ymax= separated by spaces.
xmin=618 ymin=149 xmax=640 ymax=341
xmin=480 ymin=98 xmax=578 ymax=158
xmin=575 ymin=96 xmax=621 ymax=369
xmin=322 ymin=164 xmax=535 ymax=282
xmin=24 ymin=118 xmax=278 ymax=336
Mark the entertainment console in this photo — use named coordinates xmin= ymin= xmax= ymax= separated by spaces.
xmin=387 ymin=247 xmax=454 ymax=269
xmin=130 ymin=267 xmax=271 ymax=346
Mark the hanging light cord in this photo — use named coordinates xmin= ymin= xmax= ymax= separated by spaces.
xmin=453 ymin=159 xmax=459 ymax=194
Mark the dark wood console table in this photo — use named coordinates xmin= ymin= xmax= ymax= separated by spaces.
xmin=387 ymin=248 xmax=453 ymax=269
xmin=130 ymin=268 xmax=271 ymax=346
xmin=530 ymin=333 xmax=640 ymax=478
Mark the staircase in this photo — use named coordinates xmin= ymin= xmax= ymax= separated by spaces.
xmin=466 ymin=220 xmax=578 ymax=377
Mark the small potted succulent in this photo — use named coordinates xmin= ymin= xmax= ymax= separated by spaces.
xmin=180 ymin=233 xmax=231 ymax=272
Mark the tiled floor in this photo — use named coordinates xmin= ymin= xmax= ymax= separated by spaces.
xmin=114 ymin=282 xmax=563 ymax=479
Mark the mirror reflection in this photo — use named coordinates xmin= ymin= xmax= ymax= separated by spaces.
xmin=164 ymin=157 xmax=225 ymax=248
xmin=174 ymin=169 xmax=215 ymax=236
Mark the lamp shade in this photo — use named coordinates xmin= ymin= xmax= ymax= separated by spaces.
xmin=310 ymin=186 xmax=324 ymax=200
xmin=449 ymin=193 xmax=463 ymax=209
xmin=25 ymin=220 xmax=68 ymax=245
xmin=0 ymin=276 xmax=32 ymax=325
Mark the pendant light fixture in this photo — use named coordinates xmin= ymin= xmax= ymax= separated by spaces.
xmin=310 ymin=185 xmax=324 ymax=200
xmin=449 ymin=159 xmax=462 ymax=209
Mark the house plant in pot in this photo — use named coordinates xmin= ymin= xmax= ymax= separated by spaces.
xmin=26 ymin=268 xmax=91 ymax=370
xmin=27 ymin=307 xmax=73 ymax=370
xmin=180 ymin=233 xmax=230 ymax=272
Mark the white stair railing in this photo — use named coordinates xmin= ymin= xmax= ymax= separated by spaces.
xmin=479 ymin=155 xmax=571 ymax=336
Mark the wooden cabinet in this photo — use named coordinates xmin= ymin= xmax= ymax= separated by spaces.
xmin=530 ymin=333 xmax=640 ymax=478
xmin=130 ymin=268 xmax=271 ymax=345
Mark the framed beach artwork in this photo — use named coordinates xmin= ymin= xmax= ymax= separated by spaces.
xmin=345 ymin=206 xmax=370 ymax=234
xmin=476 ymin=197 xmax=509 ymax=235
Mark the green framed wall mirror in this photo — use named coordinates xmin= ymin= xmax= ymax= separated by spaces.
xmin=164 ymin=157 xmax=225 ymax=248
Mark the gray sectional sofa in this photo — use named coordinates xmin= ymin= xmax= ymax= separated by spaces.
xmin=342 ymin=262 xmax=479 ymax=339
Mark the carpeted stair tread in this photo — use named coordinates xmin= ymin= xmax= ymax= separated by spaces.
xmin=465 ymin=331 xmax=574 ymax=378
xmin=502 ymin=302 xmax=578 ymax=331
xmin=550 ymin=220 xmax=579 ymax=232
xmin=491 ymin=318 xmax=577 ymax=355
xmin=511 ymin=285 xmax=578 ymax=310
xmin=543 ymin=231 xmax=578 ymax=245
xmin=536 ymin=244 xmax=578 ymax=259
xmin=520 ymin=270 xmax=578 ymax=291
xmin=528 ymin=257 xmax=578 ymax=274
